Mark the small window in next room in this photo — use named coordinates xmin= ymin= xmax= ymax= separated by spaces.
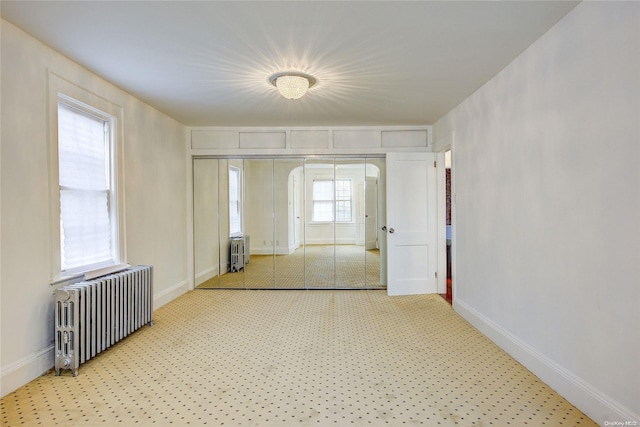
xmin=57 ymin=97 xmax=119 ymax=275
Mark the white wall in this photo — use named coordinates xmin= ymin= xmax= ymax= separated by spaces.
xmin=244 ymin=159 xmax=278 ymax=254
xmin=193 ymin=159 xmax=219 ymax=285
xmin=0 ymin=20 xmax=188 ymax=396
xmin=433 ymin=2 xmax=639 ymax=423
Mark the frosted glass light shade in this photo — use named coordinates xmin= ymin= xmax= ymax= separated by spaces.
xmin=269 ymin=72 xmax=316 ymax=100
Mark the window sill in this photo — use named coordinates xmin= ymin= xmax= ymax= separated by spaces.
xmin=50 ymin=273 xmax=84 ymax=291
xmin=50 ymin=263 xmax=130 ymax=288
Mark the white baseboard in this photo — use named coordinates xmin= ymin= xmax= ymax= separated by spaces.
xmin=305 ymin=239 xmax=357 ymax=245
xmin=249 ymin=246 xmax=290 ymax=255
xmin=454 ymin=298 xmax=640 ymax=425
xmin=195 ymin=266 xmax=218 ymax=286
xmin=154 ymin=279 xmax=189 ymax=309
xmin=1 ymin=345 xmax=54 ymax=398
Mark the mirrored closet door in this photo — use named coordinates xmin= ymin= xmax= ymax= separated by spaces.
xmin=244 ymin=158 xmax=275 ymax=288
xmin=274 ymin=158 xmax=306 ymax=288
xmin=193 ymin=157 xmax=385 ymax=290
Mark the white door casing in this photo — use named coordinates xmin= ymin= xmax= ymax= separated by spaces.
xmin=386 ymin=152 xmax=438 ymax=296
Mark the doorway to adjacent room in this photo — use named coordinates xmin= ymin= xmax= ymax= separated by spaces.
xmin=444 ymin=149 xmax=453 ymax=303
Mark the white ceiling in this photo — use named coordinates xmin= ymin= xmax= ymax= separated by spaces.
xmin=1 ymin=1 xmax=579 ymax=127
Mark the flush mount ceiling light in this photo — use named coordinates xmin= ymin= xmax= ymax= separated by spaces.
xmin=269 ymin=72 xmax=317 ymax=100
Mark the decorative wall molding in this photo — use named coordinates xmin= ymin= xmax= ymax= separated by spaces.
xmin=189 ymin=126 xmax=432 ymax=156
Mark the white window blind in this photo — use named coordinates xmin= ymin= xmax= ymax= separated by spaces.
xmin=229 ymin=167 xmax=241 ymax=236
xmin=58 ymin=101 xmax=113 ymax=272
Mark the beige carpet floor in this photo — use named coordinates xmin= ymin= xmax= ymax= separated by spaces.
xmin=198 ymin=245 xmax=384 ymax=289
xmin=0 ymin=290 xmax=595 ymax=426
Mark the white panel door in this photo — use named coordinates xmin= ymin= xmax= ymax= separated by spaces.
xmin=386 ymin=152 xmax=438 ymax=295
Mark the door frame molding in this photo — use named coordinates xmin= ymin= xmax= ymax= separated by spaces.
xmin=434 ymin=131 xmax=456 ymax=300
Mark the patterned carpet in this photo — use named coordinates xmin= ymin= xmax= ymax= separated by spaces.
xmin=0 ymin=290 xmax=595 ymax=426
xmin=198 ymin=245 xmax=383 ymax=289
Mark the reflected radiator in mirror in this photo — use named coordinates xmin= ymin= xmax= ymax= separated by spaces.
xmin=229 ymin=235 xmax=249 ymax=272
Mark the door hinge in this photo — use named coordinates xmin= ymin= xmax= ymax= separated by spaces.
xmin=434 ymin=161 xmax=437 ymax=168
xmin=435 ymin=271 xmax=438 ymax=279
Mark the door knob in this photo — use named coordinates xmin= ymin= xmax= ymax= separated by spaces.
xmin=381 ymin=226 xmax=387 ymax=232
xmin=389 ymin=228 xmax=395 ymax=234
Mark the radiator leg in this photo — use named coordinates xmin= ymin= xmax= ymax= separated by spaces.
xmin=73 ymin=368 xmax=78 ymax=377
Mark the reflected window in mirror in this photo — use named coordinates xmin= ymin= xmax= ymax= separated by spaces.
xmin=312 ymin=179 xmax=352 ymax=223
xmin=229 ymin=166 xmax=242 ymax=236
xmin=335 ymin=179 xmax=352 ymax=222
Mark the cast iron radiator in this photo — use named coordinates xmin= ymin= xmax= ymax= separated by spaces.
xmin=54 ymin=265 xmax=153 ymax=376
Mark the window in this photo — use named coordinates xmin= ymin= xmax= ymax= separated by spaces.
xmin=57 ymin=98 xmax=118 ymax=274
xmin=312 ymin=179 xmax=352 ymax=222
xmin=229 ymin=166 xmax=242 ymax=236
